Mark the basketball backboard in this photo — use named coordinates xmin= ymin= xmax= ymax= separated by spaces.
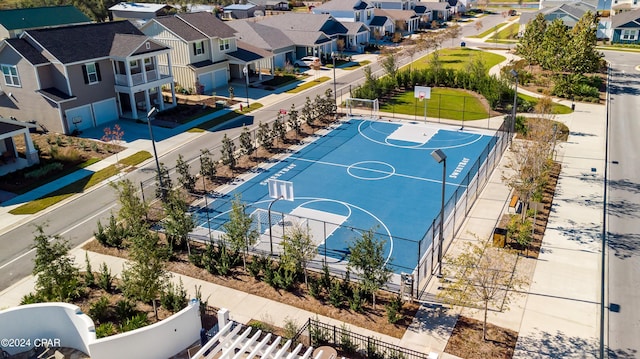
xmin=268 ymin=179 xmax=294 ymax=201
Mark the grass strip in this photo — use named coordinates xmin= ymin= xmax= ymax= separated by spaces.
xmin=187 ymin=103 xmax=264 ymax=132
xmin=9 ymin=151 xmax=151 ymax=215
xmin=411 ymin=48 xmax=506 ymax=72
xmin=286 ymin=77 xmax=331 ymax=93
xmin=343 ymin=60 xmax=371 ymax=70
xmin=380 ymin=88 xmax=489 ymax=120
xmin=518 ymin=93 xmax=573 ymax=114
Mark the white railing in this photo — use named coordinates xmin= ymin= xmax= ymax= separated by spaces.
xmin=114 ymin=68 xmax=170 ymax=86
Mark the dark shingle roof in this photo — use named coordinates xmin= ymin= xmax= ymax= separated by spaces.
xmin=369 ymin=16 xmax=389 ymax=27
xmin=315 ymin=0 xmax=369 ymax=11
xmin=153 ymin=16 xmax=203 ymax=42
xmin=0 ymin=5 xmax=91 ymax=31
xmin=177 ymin=12 xmax=237 ymax=39
xmin=109 ymin=33 xmax=169 ymax=58
xmin=226 ymin=40 xmax=272 ymax=62
xmin=0 ymin=119 xmax=27 ymax=135
xmin=37 ymin=87 xmax=76 ymax=103
xmin=611 ymin=7 xmax=640 ymax=27
xmin=4 ymin=38 xmax=49 ymax=65
xmin=228 ymin=20 xmax=294 ymax=51
xmin=26 ymin=21 xmax=145 ymax=64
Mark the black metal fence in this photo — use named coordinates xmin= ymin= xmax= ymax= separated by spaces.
xmin=293 ymin=318 xmax=433 ymax=359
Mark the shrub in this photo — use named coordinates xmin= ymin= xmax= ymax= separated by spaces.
xmin=348 ymin=285 xmax=364 ymax=313
xmin=98 ymin=262 xmax=113 ymax=292
xmin=320 ymin=264 xmax=331 ymax=292
xmin=308 ymin=276 xmax=321 ymax=299
xmin=115 ymin=299 xmax=137 ymax=320
xmin=189 ymin=252 xmax=203 ymax=268
xmin=89 ymin=296 xmax=111 ymax=323
xmin=161 ymin=278 xmax=188 ymax=313
xmin=328 ymin=279 xmax=344 ymax=308
xmin=310 ymin=322 xmax=330 ymax=346
xmin=120 ymin=313 xmax=149 ymax=332
xmin=385 ymin=294 xmax=404 ymax=324
xmin=96 ymin=322 xmax=116 ymax=338
xmin=20 ymin=292 xmax=44 ymax=305
xmin=340 ymin=324 xmax=357 ymax=354
xmin=274 ymin=266 xmax=296 ymax=291
xmin=24 ymin=162 xmax=63 ymax=179
xmin=84 ymin=253 xmax=95 ymax=288
xmin=247 ymin=257 xmax=262 ymax=279
xmin=94 ymin=213 xmax=126 ymax=248
xmin=52 ymin=146 xmax=83 ymax=162
xmin=282 ymin=317 xmax=299 ymax=340
xmin=249 ymin=320 xmax=274 ymax=336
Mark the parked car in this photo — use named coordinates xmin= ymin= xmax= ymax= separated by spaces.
xmin=294 ymin=56 xmax=321 ymax=68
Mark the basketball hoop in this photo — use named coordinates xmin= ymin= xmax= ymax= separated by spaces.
xmin=419 ymin=94 xmax=425 ymax=102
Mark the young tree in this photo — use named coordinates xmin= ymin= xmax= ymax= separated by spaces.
xmin=288 ymin=104 xmax=301 ymax=139
xmin=199 ymin=149 xmax=216 ymax=182
xmin=256 ymin=121 xmax=274 ymax=151
xmin=437 ymin=239 xmax=528 ymax=341
xmin=121 ymin=230 xmax=169 ymax=319
xmin=111 ymin=179 xmax=148 ymax=235
xmin=222 ymin=194 xmax=258 ymax=269
xmin=540 ymin=19 xmax=570 ymax=72
xmin=220 ymin=134 xmax=237 ymax=169
xmin=239 ymin=125 xmax=255 ymax=159
xmin=567 ymin=11 xmax=603 ymax=74
xmin=516 ymin=13 xmax=547 ymax=67
xmin=176 ymin=154 xmax=196 ymax=192
xmin=31 ymin=224 xmax=81 ymax=301
xmin=162 ymin=189 xmax=195 ymax=253
xmin=347 ymin=228 xmax=392 ymax=309
xmin=101 ymin=124 xmax=124 ymax=166
xmin=379 ymin=52 xmax=399 ymax=82
xmin=156 ymin=162 xmax=172 ymax=199
xmin=301 ymin=96 xmax=314 ymax=127
xmin=281 ymin=221 xmax=317 ymax=288
xmin=273 ymin=114 xmax=286 ymax=145
xmin=447 ymin=24 xmax=462 ymax=45
xmin=474 ymin=19 xmax=483 ymax=33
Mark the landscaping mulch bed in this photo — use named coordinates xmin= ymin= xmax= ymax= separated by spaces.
xmin=444 ymin=316 xmax=519 ymax=359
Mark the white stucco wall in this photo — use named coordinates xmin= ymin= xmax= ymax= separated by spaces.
xmin=0 ymin=303 xmax=95 ymax=356
xmin=88 ymin=299 xmax=201 ymax=359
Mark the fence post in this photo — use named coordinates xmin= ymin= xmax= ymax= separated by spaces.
xmin=308 ymin=318 xmax=313 ymax=346
xmin=333 ymin=325 xmax=336 ymax=345
xmin=367 ymin=337 xmax=371 ymax=358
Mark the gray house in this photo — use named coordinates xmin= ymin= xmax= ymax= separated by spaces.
xmin=0 ymin=21 xmax=176 ymax=134
xmin=228 ymin=20 xmax=296 ymax=68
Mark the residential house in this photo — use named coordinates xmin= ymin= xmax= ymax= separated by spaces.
xmin=0 ymin=21 xmax=176 ymax=134
xmin=109 ymin=2 xmax=176 ymax=21
xmin=227 ymin=20 xmax=296 ymax=68
xmin=369 ymin=0 xmax=414 ymax=10
xmin=247 ymin=0 xmax=290 ymax=11
xmin=374 ymin=8 xmax=420 ymax=33
xmin=446 ymin=0 xmax=466 ymax=15
xmin=222 ymin=4 xmax=264 ymax=20
xmin=418 ymin=1 xmax=452 ymax=21
xmin=0 ymin=5 xmax=92 ymax=40
xmin=0 ymin=117 xmax=38 ymax=175
xmin=369 ymin=15 xmax=396 ymax=39
xmin=142 ymin=12 xmax=273 ymax=93
xmin=520 ymin=2 xmax=594 ymax=34
xmin=413 ymin=4 xmax=433 ymax=26
xmin=309 ymin=0 xmax=374 ymax=49
xmin=608 ymin=7 xmax=640 ymax=42
xmin=251 ymin=13 xmax=344 ymax=57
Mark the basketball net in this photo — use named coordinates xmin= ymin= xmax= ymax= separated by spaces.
xmin=419 ymin=95 xmax=424 ymax=102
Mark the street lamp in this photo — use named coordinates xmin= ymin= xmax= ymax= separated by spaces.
xmin=243 ymin=65 xmax=250 ymax=108
xmin=147 ymin=107 xmax=165 ymax=199
xmin=431 ymin=149 xmax=447 ymax=278
xmin=510 ymin=69 xmax=518 ymax=144
xmin=331 ymin=51 xmax=337 ymax=111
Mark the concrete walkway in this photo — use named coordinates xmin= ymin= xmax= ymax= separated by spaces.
xmin=0 ymin=49 xmax=605 ymax=358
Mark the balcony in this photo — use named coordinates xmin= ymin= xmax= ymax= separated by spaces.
xmin=114 ymin=67 xmax=171 ymax=87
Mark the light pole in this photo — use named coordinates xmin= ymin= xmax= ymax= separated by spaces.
xmin=331 ymin=51 xmax=337 ymax=111
xmin=147 ymin=107 xmax=165 ymax=199
xmin=243 ymin=65 xmax=250 ymax=108
xmin=510 ymin=69 xmax=518 ymax=144
xmin=431 ymin=149 xmax=447 ymax=278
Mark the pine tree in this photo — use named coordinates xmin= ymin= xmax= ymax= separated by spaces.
xmin=239 ymin=126 xmax=255 ymax=158
xmin=111 ymin=179 xmax=148 ymax=235
xmin=220 ymin=134 xmax=237 ymax=168
xmin=516 ymin=13 xmax=547 ymax=66
xmin=176 ymin=154 xmax=196 ymax=192
xmin=288 ymin=104 xmax=301 ymax=138
xmin=567 ymin=11 xmax=603 ymax=74
xmin=540 ymin=19 xmax=570 ymax=72
xmin=256 ymin=121 xmax=273 ymax=151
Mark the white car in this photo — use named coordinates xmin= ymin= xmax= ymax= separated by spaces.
xmin=294 ymin=56 xmax=322 ymax=68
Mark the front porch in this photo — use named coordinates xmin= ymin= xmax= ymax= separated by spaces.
xmin=0 ymin=118 xmax=38 ymax=176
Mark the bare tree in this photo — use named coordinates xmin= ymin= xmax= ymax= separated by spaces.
xmin=447 ymin=24 xmax=462 ymax=46
xmin=437 ymin=239 xmax=528 ymax=341
xmin=475 ymin=19 xmax=484 ymax=33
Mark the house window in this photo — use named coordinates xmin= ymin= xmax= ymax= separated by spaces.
xmin=355 ymin=12 xmax=360 ymax=21
xmin=1 ymin=64 xmax=20 ymax=87
xmin=219 ymin=39 xmax=231 ymax=51
xmin=144 ymin=58 xmax=153 ymax=66
xmin=129 ymin=60 xmax=139 ymax=69
xmin=83 ymin=62 xmax=101 ymax=84
xmin=367 ymin=10 xmax=372 ymax=20
xmin=194 ymin=41 xmax=205 ymax=55
xmin=621 ymin=29 xmax=639 ymax=40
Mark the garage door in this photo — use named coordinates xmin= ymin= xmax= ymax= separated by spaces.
xmin=92 ymin=98 xmax=118 ymax=126
xmin=213 ymin=69 xmax=227 ymax=89
xmin=65 ymin=105 xmax=94 ymax=132
xmin=198 ymin=73 xmax=214 ymax=94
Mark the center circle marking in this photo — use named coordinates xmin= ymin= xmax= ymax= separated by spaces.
xmin=347 ymin=161 xmax=395 ymax=180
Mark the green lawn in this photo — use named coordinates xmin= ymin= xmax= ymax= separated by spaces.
xmin=518 ymin=93 xmax=573 ymax=114
xmin=411 ymin=48 xmax=506 ymax=72
xmin=471 ymin=24 xmax=504 ymax=38
xmin=495 ymin=23 xmax=519 ymax=40
xmin=9 ymin=151 xmax=151 ymax=215
xmin=286 ymin=76 xmax=330 ymax=93
xmin=380 ymin=88 xmax=489 ymax=121
xmin=187 ymin=103 xmax=264 ymax=132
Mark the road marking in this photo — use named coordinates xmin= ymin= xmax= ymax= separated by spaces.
xmin=0 ymin=203 xmax=116 ymax=271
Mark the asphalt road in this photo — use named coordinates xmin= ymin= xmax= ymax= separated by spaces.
xmin=602 ymin=50 xmax=640 ymax=358
xmin=0 ymin=14 xmax=510 ymax=292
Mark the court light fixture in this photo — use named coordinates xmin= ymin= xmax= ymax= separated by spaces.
xmin=431 ymin=149 xmax=447 ymax=278
xmin=147 ymin=106 xmax=165 ymax=200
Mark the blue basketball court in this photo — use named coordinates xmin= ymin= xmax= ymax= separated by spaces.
xmin=193 ymin=118 xmax=498 ymax=273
